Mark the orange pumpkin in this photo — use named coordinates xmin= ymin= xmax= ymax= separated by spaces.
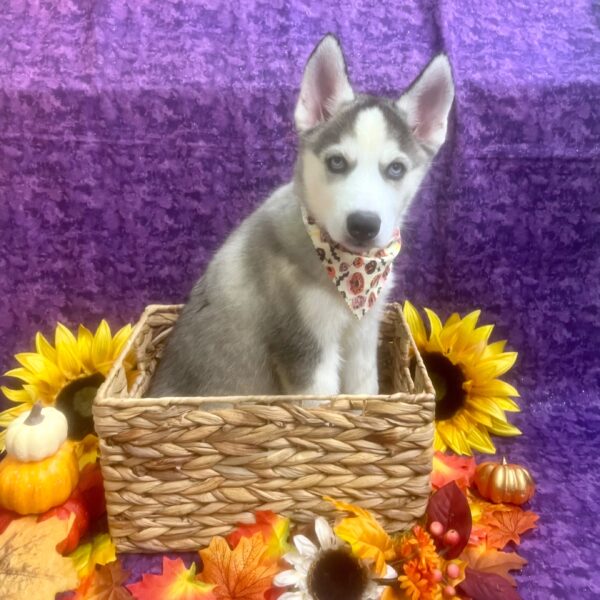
xmin=474 ymin=457 xmax=535 ymax=505
xmin=0 ymin=442 xmax=79 ymax=514
xmin=0 ymin=402 xmax=80 ymax=514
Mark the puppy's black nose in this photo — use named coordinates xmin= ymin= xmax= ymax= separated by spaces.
xmin=347 ymin=211 xmax=381 ymax=243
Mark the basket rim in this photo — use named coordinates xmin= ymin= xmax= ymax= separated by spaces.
xmin=96 ymin=301 xmax=435 ymax=406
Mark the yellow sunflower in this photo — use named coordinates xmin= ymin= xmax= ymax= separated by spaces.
xmin=403 ymin=301 xmax=521 ymax=456
xmin=1 ymin=320 xmax=134 ymax=449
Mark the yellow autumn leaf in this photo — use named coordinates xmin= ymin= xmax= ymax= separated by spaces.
xmin=69 ymin=532 xmax=117 ymax=579
xmin=0 ymin=516 xmax=79 ymax=599
xmin=325 ymin=497 xmax=395 ymax=577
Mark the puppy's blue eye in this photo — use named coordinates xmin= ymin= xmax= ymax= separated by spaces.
xmin=326 ymin=155 xmax=348 ymax=174
xmin=386 ymin=161 xmax=406 ymax=180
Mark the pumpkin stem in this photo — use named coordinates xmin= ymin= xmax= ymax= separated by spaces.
xmin=24 ymin=402 xmax=44 ymax=426
xmin=501 ymin=456 xmax=508 ymax=466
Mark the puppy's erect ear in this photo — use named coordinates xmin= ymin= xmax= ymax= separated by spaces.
xmin=397 ymin=55 xmax=455 ymax=153
xmin=295 ymin=35 xmax=355 ymax=132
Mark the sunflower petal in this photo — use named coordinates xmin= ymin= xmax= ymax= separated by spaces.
xmin=35 ymin=331 xmax=58 ymax=363
xmin=438 ymin=316 xmax=464 ymax=354
xmin=466 ymin=396 xmax=508 ymax=421
xmin=471 ymin=379 xmax=520 ymax=398
xmin=459 ymin=325 xmax=495 ymax=362
xmin=481 ymin=340 xmax=507 ymax=358
xmin=450 ymin=310 xmax=482 ymax=355
xmin=489 ymin=418 xmax=522 ymax=437
xmin=434 ymin=429 xmax=447 ymax=452
xmin=437 ymin=421 xmax=472 ymax=456
xmin=470 ymin=324 xmax=494 ymax=345
xmin=55 ymin=322 xmax=83 ymax=379
xmin=3 ymin=367 xmax=38 ymax=383
xmin=2 ymin=386 xmax=35 ymax=404
xmin=25 ymin=380 xmax=57 ymax=403
xmin=77 ymin=324 xmax=95 ymax=373
xmin=15 ymin=352 xmax=64 ymax=389
xmin=444 ymin=313 xmax=461 ymax=328
xmin=495 ymin=397 xmax=521 ymax=412
xmin=424 ymin=308 xmax=443 ymax=340
xmin=111 ymin=324 xmax=133 ymax=361
xmin=0 ymin=402 xmax=32 ymax=426
xmin=403 ymin=301 xmax=428 ymax=348
xmin=449 ymin=410 xmax=473 ymax=433
xmin=472 ymin=352 xmax=518 ymax=381
xmin=465 ymin=426 xmax=496 ymax=454
xmin=460 ymin=309 xmax=482 ymax=333
xmin=92 ymin=320 xmax=112 ymax=370
xmin=464 ymin=407 xmax=493 ymax=428
xmin=22 ymin=384 xmax=41 ymax=402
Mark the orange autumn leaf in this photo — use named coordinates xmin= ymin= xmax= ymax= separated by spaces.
xmin=74 ymin=561 xmax=132 ymax=600
xmin=461 ymin=545 xmax=527 ymax=587
xmin=468 ymin=523 xmax=490 ymax=546
xmin=227 ymin=511 xmax=291 ymax=560
xmin=325 ymin=496 xmax=395 ymax=577
xmin=199 ymin=534 xmax=279 ymax=600
xmin=0 ymin=515 xmax=79 ymax=600
xmin=431 ymin=452 xmax=476 ymax=490
xmin=468 ymin=491 xmax=514 ymax=520
xmin=481 ymin=508 xmax=539 ymax=549
xmin=128 ymin=557 xmax=216 ymax=600
xmin=467 ymin=490 xmax=516 ymax=545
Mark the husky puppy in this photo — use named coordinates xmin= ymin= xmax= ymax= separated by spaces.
xmin=149 ymin=35 xmax=454 ymax=398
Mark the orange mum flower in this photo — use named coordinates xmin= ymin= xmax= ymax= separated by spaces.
xmin=399 ymin=559 xmax=442 ymax=600
xmin=382 ymin=526 xmax=467 ymax=600
xmin=383 ymin=526 xmax=444 ymax=600
xmin=397 ymin=526 xmax=439 ymax=567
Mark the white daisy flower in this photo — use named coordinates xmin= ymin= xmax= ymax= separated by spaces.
xmin=274 ymin=516 xmax=396 ymax=600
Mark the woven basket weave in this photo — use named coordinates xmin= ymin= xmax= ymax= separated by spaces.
xmin=94 ymin=303 xmax=435 ymax=553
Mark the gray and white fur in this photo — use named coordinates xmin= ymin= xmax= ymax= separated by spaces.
xmin=149 ymin=35 xmax=454 ymax=399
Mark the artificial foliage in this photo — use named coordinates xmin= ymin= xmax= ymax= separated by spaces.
xmin=72 ymin=561 xmax=133 ymax=600
xmin=128 ymin=557 xmax=216 ymax=600
xmin=0 ymin=312 xmax=538 ymax=599
xmin=199 ymin=535 xmax=281 ymax=600
xmin=479 ymin=509 xmax=538 ymax=549
xmin=326 ymin=496 xmax=397 ymax=577
xmin=460 ymin=546 xmax=527 ymax=587
xmin=0 ymin=515 xmax=79 ymax=599
xmin=70 ymin=533 xmax=117 ymax=580
xmin=0 ymin=446 xmax=538 ymax=600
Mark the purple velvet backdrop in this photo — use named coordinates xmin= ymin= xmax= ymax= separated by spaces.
xmin=1 ymin=1 xmax=599 ymax=598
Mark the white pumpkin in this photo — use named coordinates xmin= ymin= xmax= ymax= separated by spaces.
xmin=5 ymin=403 xmax=68 ymax=462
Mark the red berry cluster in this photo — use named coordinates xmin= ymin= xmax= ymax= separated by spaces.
xmin=429 ymin=520 xmax=462 ymax=597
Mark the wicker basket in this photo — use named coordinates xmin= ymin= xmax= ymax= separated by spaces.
xmin=94 ymin=303 xmax=435 ymax=553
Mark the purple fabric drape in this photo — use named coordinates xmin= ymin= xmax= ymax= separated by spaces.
xmin=1 ymin=1 xmax=599 ymax=597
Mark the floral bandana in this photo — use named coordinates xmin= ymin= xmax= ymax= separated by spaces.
xmin=301 ymin=205 xmax=402 ymax=319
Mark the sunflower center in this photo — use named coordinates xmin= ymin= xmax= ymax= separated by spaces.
xmin=308 ymin=549 xmax=368 ymax=600
xmin=55 ymin=373 xmax=105 ymax=440
xmin=420 ymin=352 xmax=466 ymax=421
